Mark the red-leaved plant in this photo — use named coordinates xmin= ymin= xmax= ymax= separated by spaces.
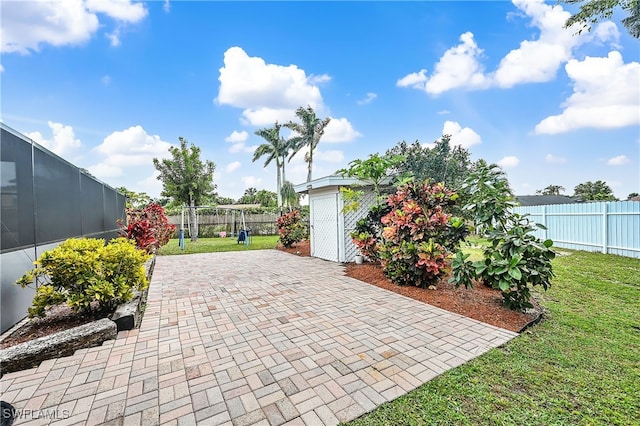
xmin=119 ymin=203 xmax=176 ymax=253
xmin=378 ymin=180 xmax=467 ymax=288
xmin=277 ymin=210 xmax=306 ymax=248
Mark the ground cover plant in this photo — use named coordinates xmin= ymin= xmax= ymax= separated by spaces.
xmin=157 ymin=235 xmax=280 ymax=255
xmin=347 ymin=250 xmax=640 ymax=426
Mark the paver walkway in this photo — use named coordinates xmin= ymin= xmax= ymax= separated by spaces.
xmin=1 ymin=250 xmax=517 ymax=425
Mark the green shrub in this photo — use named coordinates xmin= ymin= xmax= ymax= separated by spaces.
xmin=451 ymin=163 xmax=555 ymax=311
xmin=16 ymin=237 xmax=151 ymax=318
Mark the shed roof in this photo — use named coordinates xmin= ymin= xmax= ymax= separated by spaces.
xmin=516 ymin=195 xmax=579 ymax=206
xmin=294 ymin=175 xmax=368 ymax=194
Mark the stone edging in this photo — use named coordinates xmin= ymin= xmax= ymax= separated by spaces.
xmin=0 ymin=255 xmax=156 ymax=377
xmin=0 ymin=318 xmax=117 ymax=376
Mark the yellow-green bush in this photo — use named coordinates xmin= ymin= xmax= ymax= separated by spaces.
xmin=16 ymin=237 xmax=151 ymax=318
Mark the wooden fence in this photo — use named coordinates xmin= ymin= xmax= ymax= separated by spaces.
xmin=513 ymin=201 xmax=640 ymax=258
xmin=167 ymin=213 xmax=279 ymax=237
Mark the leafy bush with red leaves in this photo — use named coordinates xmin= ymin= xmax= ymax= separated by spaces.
xmin=277 ymin=210 xmax=306 ymax=248
xmin=378 ymin=180 xmax=468 ymax=288
xmin=119 ymin=203 xmax=176 ymax=253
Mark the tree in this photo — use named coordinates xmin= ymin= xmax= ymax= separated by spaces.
xmin=628 ymin=192 xmax=640 ymax=200
xmin=573 ymin=180 xmax=617 ymax=201
xmin=237 ymin=187 xmax=258 ymax=204
xmin=255 ymin=189 xmax=277 ymax=208
xmin=536 ymin=185 xmax=566 ymax=195
xmin=562 ymin=0 xmax=639 ymax=39
xmin=153 ymin=137 xmax=216 ymax=241
xmin=253 ymin=122 xmax=290 ymax=210
xmin=116 ymin=186 xmax=151 ymax=209
xmin=281 ymin=180 xmax=300 ymax=210
xmin=385 ymin=135 xmax=473 ymax=190
xmin=284 ymin=105 xmax=331 ymax=182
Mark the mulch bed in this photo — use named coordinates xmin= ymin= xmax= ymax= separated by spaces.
xmin=275 ymin=241 xmax=540 ymax=332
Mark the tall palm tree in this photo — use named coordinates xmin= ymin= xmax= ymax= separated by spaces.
xmin=284 ymin=105 xmax=331 ymax=182
xmin=281 ymin=180 xmax=300 ymax=211
xmin=253 ymin=122 xmax=289 ymax=209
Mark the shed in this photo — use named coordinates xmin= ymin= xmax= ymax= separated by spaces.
xmin=294 ymin=175 xmax=377 ymax=263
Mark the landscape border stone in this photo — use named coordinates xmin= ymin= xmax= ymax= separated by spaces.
xmin=0 ymin=318 xmax=116 ymax=376
xmin=0 ymin=255 xmax=156 ymax=376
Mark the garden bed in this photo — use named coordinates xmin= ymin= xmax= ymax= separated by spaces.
xmin=275 ymin=242 xmax=542 ymax=333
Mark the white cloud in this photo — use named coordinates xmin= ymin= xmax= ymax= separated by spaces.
xmin=322 ymin=117 xmax=362 ymax=143
xmin=535 ymin=51 xmax=640 ymax=134
xmin=607 ymin=155 xmax=629 ymax=165
xmin=545 ymin=154 xmax=567 ymax=164
xmin=1 ymin=0 xmax=147 ymax=54
xmin=26 ymin=121 xmax=82 ymax=157
xmin=493 ymin=0 xmax=580 ymax=87
xmin=106 ymin=29 xmax=121 ymax=47
xmin=241 ymin=176 xmax=262 ymax=188
xmin=163 ymin=0 xmax=171 ymax=13
xmin=216 ymin=47 xmax=326 ymax=126
xmin=397 ymin=0 xmax=620 ymax=95
xmin=90 ymin=125 xmax=172 ymax=178
xmin=225 ymin=130 xmax=248 ymax=143
xmin=241 ymin=108 xmax=297 ymax=127
xmin=314 ymin=150 xmax=345 ymax=163
xmin=357 ymin=92 xmax=377 ymax=105
xmin=437 ymin=110 xmax=451 ymax=115
xmin=397 ymin=32 xmax=489 ymax=95
xmin=442 ymin=120 xmax=481 ymax=148
xmin=85 ymin=0 xmax=147 ymax=23
xmin=101 ymin=75 xmax=111 ymax=85
xmin=397 ymin=70 xmax=428 ymax=89
xmin=0 ymin=65 xmax=4 ymax=73
xmin=497 ymin=156 xmax=520 ymax=168
xmin=309 ymin=74 xmax=331 ymax=84
xmin=225 ymin=161 xmax=241 ymax=173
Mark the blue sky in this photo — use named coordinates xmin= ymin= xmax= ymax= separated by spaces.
xmin=1 ymin=0 xmax=638 ymax=200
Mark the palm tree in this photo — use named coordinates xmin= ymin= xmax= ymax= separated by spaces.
xmin=281 ymin=180 xmax=300 ymax=211
xmin=253 ymin=122 xmax=289 ymax=209
xmin=284 ymin=105 xmax=331 ymax=182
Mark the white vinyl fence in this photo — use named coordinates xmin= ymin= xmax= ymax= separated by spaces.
xmin=513 ymin=201 xmax=640 ymax=259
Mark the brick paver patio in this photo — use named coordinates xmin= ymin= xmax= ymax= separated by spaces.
xmin=1 ymin=250 xmax=517 ymax=425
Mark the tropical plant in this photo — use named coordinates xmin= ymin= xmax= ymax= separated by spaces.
xmin=284 ymin=105 xmax=331 ymax=182
xmin=281 ymin=180 xmax=300 ymax=210
xmin=276 ymin=209 xmax=307 ymax=248
xmin=119 ymin=203 xmax=176 ymax=253
xmin=153 ymin=137 xmax=216 ymax=241
xmin=337 ymin=152 xmax=403 ymax=212
xmin=573 ymin=180 xmax=617 ymax=201
xmin=452 ymin=163 xmax=555 ymax=311
xmin=253 ymin=122 xmax=290 ymax=209
xmin=16 ymin=238 xmax=150 ymax=318
xmin=377 ymin=180 xmax=468 ymax=288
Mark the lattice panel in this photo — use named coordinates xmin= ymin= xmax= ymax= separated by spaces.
xmin=343 ymin=189 xmax=377 ymax=262
xmin=311 ymin=195 xmax=339 ymax=262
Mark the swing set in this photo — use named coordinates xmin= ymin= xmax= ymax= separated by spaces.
xmin=178 ymin=204 xmax=259 ymax=250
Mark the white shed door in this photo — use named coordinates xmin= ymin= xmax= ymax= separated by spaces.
xmin=310 ymin=193 xmax=339 ymax=262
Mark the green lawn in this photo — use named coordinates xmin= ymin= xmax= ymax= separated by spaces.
xmin=347 ymin=250 xmax=640 ymax=426
xmin=157 ymin=235 xmax=280 ymax=255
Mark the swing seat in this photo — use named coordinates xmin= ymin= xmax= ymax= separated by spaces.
xmin=237 ymin=230 xmax=246 ymax=243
